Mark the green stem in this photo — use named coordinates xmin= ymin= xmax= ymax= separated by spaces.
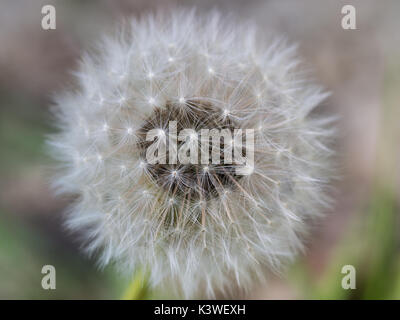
xmin=121 ymin=268 xmax=149 ymax=300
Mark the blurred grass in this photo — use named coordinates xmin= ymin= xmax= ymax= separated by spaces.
xmin=0 ymin=92 xmax=49 ymax=171
xmin=0 ymin=209 xmax=123 ymax=299
xmin=298 ymin=190 xmax=398 ymax=299
xmin=289 ymin=59 xmax=400 ymax=300
xmin=362 ymin=190 xmax=399 ymax=299
xmin=0 ymin=91 xmax=127 ymax=299
xmin=291 ymin=188 xmax=399 ymax=300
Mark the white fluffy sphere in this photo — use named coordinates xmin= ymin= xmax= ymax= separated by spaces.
xmin=49 ymin=9 xmax=334 ymax=298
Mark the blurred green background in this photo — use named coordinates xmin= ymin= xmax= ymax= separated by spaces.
xmin=0 ymin=0 xmax=399 ymax=299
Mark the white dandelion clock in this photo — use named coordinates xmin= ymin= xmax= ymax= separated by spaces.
xmin=49 ymin=9 xmax=334 ymax=298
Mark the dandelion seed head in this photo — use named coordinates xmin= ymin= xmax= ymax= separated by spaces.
xmin=49 ymin=9 xmax=334 ymax=298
